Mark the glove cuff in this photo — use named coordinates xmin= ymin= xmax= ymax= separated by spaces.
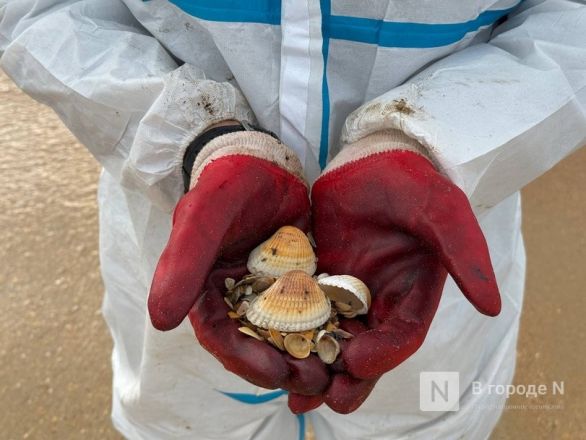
xmin=189 ymin=131 xmax=306 ymax=190
xmin=323 ymin=129 xmax=433 ymax=176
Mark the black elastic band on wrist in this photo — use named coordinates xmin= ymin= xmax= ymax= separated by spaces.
xmin=182 ymin=123 xmax=278 ymax=193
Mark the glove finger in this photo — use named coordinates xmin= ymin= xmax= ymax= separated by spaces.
xmin=386 ymin=152 xmax=501 ymax=316
xmin=188 ymin=275 xmax=290 ymax=389
xmin=149 ymin=156 xmax=310 ymax=330
xmin=285 ymin=355 xmax=330 ymax=395
xmin=288 ymin=393 xmax=324 ymax=414
xmin=324 ymin=374 xmax=378 ymax=414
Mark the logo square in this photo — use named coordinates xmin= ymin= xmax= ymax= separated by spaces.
xmin=420 ymin=371 xmax=460 ymax=412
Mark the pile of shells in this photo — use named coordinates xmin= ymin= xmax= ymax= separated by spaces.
xmin=224 ymin=226 xmax=370 ymax=364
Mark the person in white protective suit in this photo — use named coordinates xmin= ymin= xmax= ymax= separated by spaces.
xmin=1 ymin=0 xmax=585 ymax=438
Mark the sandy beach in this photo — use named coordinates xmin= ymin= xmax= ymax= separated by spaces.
xmin=0 ymin=70 xmax=584 ymax=439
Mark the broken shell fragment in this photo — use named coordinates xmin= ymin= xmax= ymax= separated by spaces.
xmin=227 ymin=311 xmax=240 ymax=319
xmin=247 ymin=226 xmax=317 ymax=277
xmin=246 ymin=271 xmax=331 ymax=332
xmin=257 ymin=328 xmax=271 ymax=340
xmin=318 ymin=275 xmax=371 ymax=315
xmin=332 ymin=328 xmax=354 ymax=339
xmin=238 ymin=326 xmax=264 ymax=341
xmin=284 ymin=333 xmax=311 ymax=359
xmin=235 ymin=301 xmax=249 ymax=316
xmin=224 ymin=277 xmax=236 ymax=290
xmin=316 ymin=334 xmax=340 ymax=364
xmin=224 ymin=297 xmax=234 ymax=309
xmin=269 ymin=328 xmax=285 ymax=351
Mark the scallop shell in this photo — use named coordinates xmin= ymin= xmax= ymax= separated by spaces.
xmin=246 ymin=270 xmax=331 ymax=332
xmin=316 ymin=334 xmax=340 ymax=364
xmin=247 ymin=226 xmax=317 ymax=277
xmin=284 ymin=333 xmax=311 ymax=359
xmin=318 ymin=275 xmax=371 ymax=315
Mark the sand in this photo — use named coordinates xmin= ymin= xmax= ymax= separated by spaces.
xmin=0 ymin=70 xmax=584 ymax=439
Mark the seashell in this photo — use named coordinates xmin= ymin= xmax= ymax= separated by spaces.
xmin=236 ymin=301 xmax=249 ymax=316
xmin=229 ymin=286 xmax=246 ymax=304
xmin=227 ymin=311 xmax=240 ymax=319
xmin=238 ymin=326 xmax=264 ymax=341
xmin=307 ymin=231 xmax=317 ymax=248
xmin=325 ymin=321 xmax=338 ymax=332
xmin=257 ymin=328 xmax=271 ymax=340
xmin=284 ymin=333 xmax=311 ymax=359
xmin=334 ymin=301 xmax=353 ymax=313
xmin=224 ymin=297 xmax=234 ymax=309
xmin=269 ymin=328 xmax=285 ymax=351
xmin=316 ymin=334 xmax=340 ymax=364
xmin=244 ymin=285 xmax=253 ymax=296
xmin=247 ymin=226 xmax=317 ymax=277
xmin=234 ymin=278 xmax=249 ymax=288
xmin=246 ymin=271 xmax=331 ymax=332
xmin=318 ymin=275 xmax=371 ymax=315
xmin=332 ymin=328 xmax=354 ymax=339
xmin=225 ymin=277 xmax=236 ymax=291
xmin=316 ymin=329 xmax=328 ymax=343
xmin=251 ymin=277 xmax=275 ymax=293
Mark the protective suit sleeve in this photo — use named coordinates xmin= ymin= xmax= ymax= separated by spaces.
xmin=0 ymin=0 xmax=253 ymax=211
xmin=341 ymin=0 xmax=586 ymax=213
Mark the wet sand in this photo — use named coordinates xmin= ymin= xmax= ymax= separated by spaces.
xmin=0 ymin=70 xmax=584 ymax=439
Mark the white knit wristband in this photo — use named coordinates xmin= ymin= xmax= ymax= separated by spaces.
xmin=323 ymin=129 xmax=432 ymax=175
xmin=189 ymin=131 xmax=306 ymax=190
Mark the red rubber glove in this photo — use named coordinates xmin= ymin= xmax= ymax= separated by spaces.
xmin=148 ymin=129 xmax=329 ymax=396
xmin=290 ymin=130 xmax=501 ymax=414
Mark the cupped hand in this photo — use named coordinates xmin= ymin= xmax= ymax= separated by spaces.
xmin=148 ymin=152 xmax=329 ymax=395
xmin=290 ymin=150 xmax=501 ymax=413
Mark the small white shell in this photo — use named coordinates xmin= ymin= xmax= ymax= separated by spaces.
xmin=235 ymin=301 xmax=249 ymax=316
xmin=318 ymin=275 xmax=371 ymax=315
xmin=316 ymin=329 xmax=328 ymax=343
xmin=316 ymin=334 xmax=340 ymax=364
xmin=224 ymin=278 xmax=236 ymax=290
xmin=247 ymin=226 xmax=317 ymax=277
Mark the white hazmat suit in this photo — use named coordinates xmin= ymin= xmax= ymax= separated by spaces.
xmin=1 ymin=0 xmax=585 ymax=438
